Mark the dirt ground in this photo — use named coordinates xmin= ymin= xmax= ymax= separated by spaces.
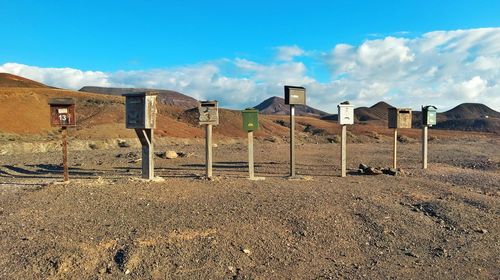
xmin=0 ymin=136 xmax=499 ymax=279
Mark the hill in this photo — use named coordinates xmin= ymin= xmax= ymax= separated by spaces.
xmin=0 ymin=73 xmax=51 ymax=88
xmin=321 ymin=101 xmax=394 ymax=122
xmin=79 ymin=86 xmax=199 ymax=109
xmin=255 ymin=96 xmax=329 ymax=117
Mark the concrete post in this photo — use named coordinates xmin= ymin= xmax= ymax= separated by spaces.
xmin=248 ymin=131 xmax=254 ymax=179
xmin=206 ymin=124 xmax=213 ymax=178
xmin=135 ymin=128 xmax=154 ymax=180
xmin=341 ymin=125 xmax=347 ymax=177
xmin=393 ymin=128 xmax=398 ymax=169
xmin=422 ymin=125 xmax=428 ymax=169
xmin=290 ymin=105 xmax=296 ymax=177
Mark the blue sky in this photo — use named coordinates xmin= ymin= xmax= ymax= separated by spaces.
xmin=1 ymin=0 xmax=500 ymax=112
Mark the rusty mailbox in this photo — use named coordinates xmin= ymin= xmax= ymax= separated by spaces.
xmin=388 ymin=108 xmax=412 ymax=129
xmin=49 ymin=98 xmax=76 ymax=127
xmin=198 ymin=101 xmax=219 ymax=125
xmin=123 ymin=92 xmax=158 ymax=129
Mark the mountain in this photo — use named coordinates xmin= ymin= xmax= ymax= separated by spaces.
xmin=435 ymin=103 xmax=500 ymax=133
xmin=255 ymin=96 xmax=329 ymax=117
xmin=79 ymin=86 xmax=199 ymax=109
xmin=441 ymin=103 xmax=500 ymax=120
xmin=0 ymin=73 xmax=52 ymax=88
xmin=321 ymin=101 xmax=394 ymax=122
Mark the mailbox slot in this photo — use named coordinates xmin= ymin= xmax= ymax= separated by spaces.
xmin=242 ymin=108 xmax=259 ymax=132
xmin=388 ymin=108 xmax=412 ymax=128
xmin=199 ymin=101 xmax=219 ymax=125
xmin=284 ymin=85 xmax=306 ymax=105
xmin=49 ymin=98 xmax=76 ymax=127
xmin=337 ymin=102 xmax=354 ymax=125
xmin=123 ymin=92 xmax=157 ymax=129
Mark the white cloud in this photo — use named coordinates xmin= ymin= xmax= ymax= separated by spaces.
xmin=1 ymin=27 xmax=500 ymax=112
xmin=275 ymin=45 xmax=305 ymax=61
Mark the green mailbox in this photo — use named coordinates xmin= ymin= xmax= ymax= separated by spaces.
xmin=422 ymin=105 xmax=437 ymax=126
xmin=242 ymin=108 xmax=259 ymax=132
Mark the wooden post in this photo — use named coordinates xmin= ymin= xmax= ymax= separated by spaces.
xmin=290 ymin=105 xmax=296 ymax=177
xmin=422 ymin=125 xmax=428 ymax=169
xmin=341 ymin=125 xmax=347 ymax=177
xmin=393 ymin=128 xmax=398 ymax=169
xmin=61 ymin=126 xmax=69 ymax=182
xmin=135 ymin=129 xmax=154 ymax=180
xmin=206 ymin=124 xmax=213 ymax=178
xmin=248 ymin=131 xmax=254 ymax=179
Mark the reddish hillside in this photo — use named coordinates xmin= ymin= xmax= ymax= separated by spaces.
xmin=0 ymin=73 xmax=51 ymax=88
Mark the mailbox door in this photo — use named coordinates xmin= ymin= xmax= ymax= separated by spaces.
xmin=338 ymin=106 xmax=354 ymax=125
xmin=145 ymin=95 xmax=157 ymax=129
xmin=199 ymin=107 xmax=219 ymax=125
xmin=426 ymin=110 xmax=436 ymax=126
xmin=125 ymin=96 xmax=145 ymax=128
xmin=284 ymin=86 xmax=306 ymax=105
xmin=398 ymin=110 xmax=412 ymax=128
xmin=243 ymin=111 xmax=259 ymax=131
xmin=50 ymin=105 xmax=76 ymax=127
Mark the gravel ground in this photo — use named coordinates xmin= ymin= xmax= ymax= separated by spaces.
xmin=0 ymin=137 xmax=499 ymax=279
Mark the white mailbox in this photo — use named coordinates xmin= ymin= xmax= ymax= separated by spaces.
xmin=338 ymin=102 xmax=354 ymax=125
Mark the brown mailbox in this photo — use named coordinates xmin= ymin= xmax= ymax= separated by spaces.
xmin=388 ymin=108 xmax=412 ymax=128
xmin=49 ymin=98 xmax=76 ymax=127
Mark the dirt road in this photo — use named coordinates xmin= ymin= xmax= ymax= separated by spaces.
xmin=0 ymin=137 xmax=499 ymax=279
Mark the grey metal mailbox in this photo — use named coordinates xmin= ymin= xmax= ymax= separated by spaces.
xmin=284 ymin=85 xmax=306 ymax=105
xmin=123 ymin=92 xmax=158 ymax=129
xmin=338 ymin=101 xmax=354 ymax=125
xmin=198 ymin=101 xmax=219 ymax=125
xmin=422 ymin=105 xmax=437 ymax=126
xmin=388 ymin=108 xmax=412 ymax=129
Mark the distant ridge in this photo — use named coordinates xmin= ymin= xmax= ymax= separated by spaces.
xmin=0 ymin=73 xmax=51 ymax=88
xmin=79 ymin=86 xmax=199 ymax=109
xmin=254 ymin=96 xmax=329 ymax=117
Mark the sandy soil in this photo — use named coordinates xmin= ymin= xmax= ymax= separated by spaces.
xmin=0 ymin=136 xmax=499 ymax=279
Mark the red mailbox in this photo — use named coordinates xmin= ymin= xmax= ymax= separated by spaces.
xmin=49 ymin=98 xmax=76 ymax=127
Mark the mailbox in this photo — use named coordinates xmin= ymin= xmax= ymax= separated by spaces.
xmin=123 ymin=92 xmax=158 ymax=129
xmin=337 ymin=101 xmax=354 ymax=125
xmin=49 ymin=98 xmax=76 ymax=127
xmin=422 ymin=105 xmax=437 ymax=126
xmin=284 ymin=85 xmax=306 ymax=105
xmin=388 ymin=108 xmax=412 ymax=128
xmin=242 ymin=108 xmax=259 ymax=132
xmin=198 ymin=100 xmax=219 ymax=125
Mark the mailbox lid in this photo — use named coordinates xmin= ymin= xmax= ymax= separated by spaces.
xmin=337 ymin=102 xmax=354 ymax=125
xmin=242 ymin=108 xmax=259 ymax=131
xmin=284 ymin=85 xmax=306 ymax=105
xmin=198 ymin=100 xmax=219 ymax=125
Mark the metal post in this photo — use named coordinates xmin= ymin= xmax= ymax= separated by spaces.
xmin=393 ymin=128 xmax=398 ymax=169
xmin=422 ymin=125 xmax=428 ymax=169
xmin=248 ymin=131 xmax=254 ymax=179
xmin=61 ymin=126 xmax=69 ymax=182
xmin=135 ymin=129 xmax=154 ymax=180
xmin=290 ymin=105 xmax=295 ymax=177
xmin=341 ymin=125 xmax=347 ymax=177
xmin=206 ymin=124 xmax=213 ymax=178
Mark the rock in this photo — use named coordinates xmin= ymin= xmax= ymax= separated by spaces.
xmin=242 ymin=248 xmax=251 ymax=255
xmin=365 ymin=167 xmax=383 ymax=175
xmin=88 ymin=143 xmax=100 ymax=150
xmin=382 ymin=168 xmax=398 ymax=176
xmin=165 ymin=151 xmax=178 ymax=159
xmin=475 ymin=228 xmax=488 ymax=234
xmin=327 ymin=135 xmax=341 ymax=143
xmin=117 ymin=139 xmax=130 ymax=148
xmin=125 ymin=269 xmax=131 ymax=275
xmin=359 ymin=163 xmax=369 ymax=170
xmin=213 ymin=143 xmax=218 ymax=148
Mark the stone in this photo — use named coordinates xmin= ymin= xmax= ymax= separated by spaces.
xmin=242 ymin=248 xmax=251 ymax=255
xmin=165 ymin=151 xmax=178 ymax=159
xmin=117 ymin=139 xmax=130 ymax=148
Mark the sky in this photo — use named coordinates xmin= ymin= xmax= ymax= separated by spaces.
xmin=1 ymin=0 xmax=500 ymax=112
